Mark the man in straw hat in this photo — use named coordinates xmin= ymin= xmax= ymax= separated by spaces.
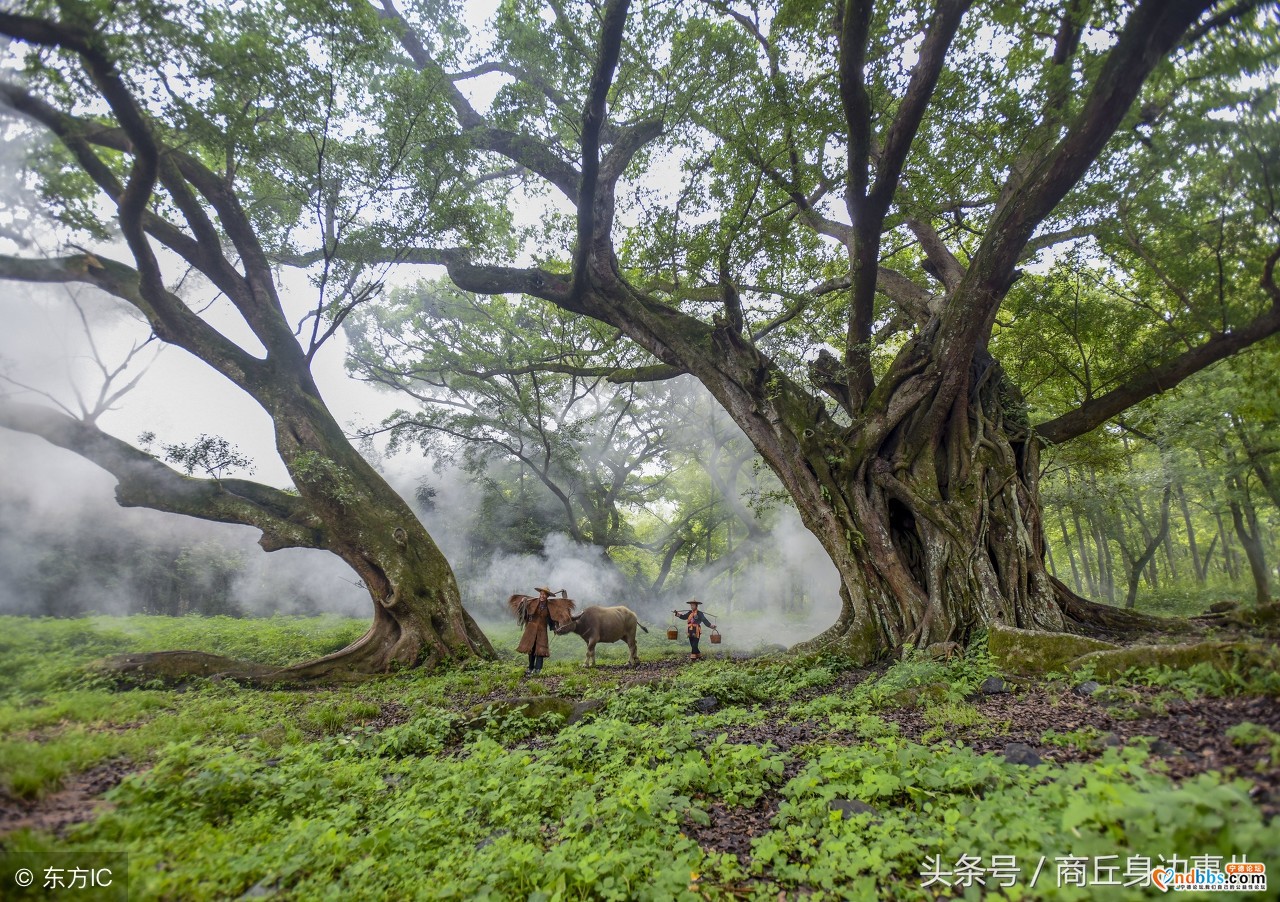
xmin=672 ymin=599 xmax=716 ymax=661
xmin=509 ymin=586 xmax=575 ymax=675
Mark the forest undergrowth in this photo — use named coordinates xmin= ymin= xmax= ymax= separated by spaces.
xmin=0 ymin=613 xmax=1277 ymax=900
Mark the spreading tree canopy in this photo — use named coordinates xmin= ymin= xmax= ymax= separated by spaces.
xmin=1 ymin=0 xmax=1278 ymax=666
xmin=0 ymin=0 xmax=496 ymax=676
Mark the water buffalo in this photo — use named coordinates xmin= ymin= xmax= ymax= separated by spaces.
xmin=553 ymin=605 xmax=648 ymax=667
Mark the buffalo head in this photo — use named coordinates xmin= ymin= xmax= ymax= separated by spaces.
xmin=553 ymin=615 xmax=580 ymax=635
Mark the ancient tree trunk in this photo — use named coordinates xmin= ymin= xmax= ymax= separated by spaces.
xmin=267 ymin=391 xmax=494 ymax=676
xmin=790 ymin=356 xmax=1151 ymax=662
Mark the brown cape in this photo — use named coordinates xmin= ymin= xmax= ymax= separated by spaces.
xmin=507 ymin=594 xmax=575 ymax=625
xmin=508 ymin=594 xmax=576 ymax=657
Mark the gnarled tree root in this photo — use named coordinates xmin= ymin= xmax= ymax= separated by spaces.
xmin=90 ymin=610 xmax=492 ymax=688
xmin=90 ymin=649 xmax=382 ymax=687
xmin=1050 ymin=576 xmax=1195 ymax=639
xmin=92 ymin=651 xmax=284 ymax=685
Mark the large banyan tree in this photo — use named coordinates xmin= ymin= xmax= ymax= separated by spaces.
xmin=1 ymin=0 xmax=1278 ymax=665
xmin=355 ymin=0 xmax=1278 ymax=659
xmin=0 ymin=1 xmax=495 ymax=675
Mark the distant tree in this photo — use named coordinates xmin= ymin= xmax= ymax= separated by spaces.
xmin=347 ymin=280 xmax=780 ymax=592
xmin=348 ymin=282 xmax=677 ymax=553
xmin=1036 ymin=346 xmax=1280 ymax=611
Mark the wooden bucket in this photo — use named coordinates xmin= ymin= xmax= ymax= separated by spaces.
xmin=709 ymin=630 xmax=722 ymax=645
xmin=666 ymin=627 xmax=679 ymax=640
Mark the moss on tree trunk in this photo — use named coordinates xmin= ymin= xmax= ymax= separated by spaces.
xmin=792 ymin=355 xmax=1166 ymax=665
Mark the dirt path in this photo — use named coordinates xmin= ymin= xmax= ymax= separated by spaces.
xmin=0 ymin=760 xmax=131 ymax=838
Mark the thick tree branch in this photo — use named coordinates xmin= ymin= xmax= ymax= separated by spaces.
xmin=0 ymin=400 xmax=327 ymax=551
xmin=474 ymin=127 xmax=582 ymax=199
xmin=937 ymin=0 xmax=1215 ymax=377
xmin=7 ymin=19 xmax=293 ymax=380
xmin=0 ymin=252 xmax=267 ymax=390
xmin=1183 ymin=0 xmax=1270 ymax=44
xmin=838 ymin=0 xmax=874 ymax=226
xmin=1021 ymin=223 xmax=1096 ymax=259
xmin=0 ymin=81 xmax=254 ymax=309
xmin=376 ymin=0 xmax=583 ymax=201
xmin=0 ymin=43 xmax=297 ymax=364
xmin=869 ymin=1 xmax=973 ymax=215
xmin=876 ymin=267 xmax=940 ymax=322
xmin=906 ymin=216 xmax=965 ymax=291
xmin=275 ymin=244 xmax=575 ymax=310
xmin=599 ymin=118 xmax=664 ymax=185
xmin=802 ymin=267 xmax=938 ymax=328
xmin=1045 ymin=0 xmax=1087 ymax=116
xmin=836 ymin=0 xmax=875 ymax=402
xmin=449 ymin=61 xmax=574 ymax=120
xmin=843 ymin=1 xmax=971 ymax=405
xmin=571 ymin=0 xmax=633 ymax=303
xmin=1034 ymin=304 xmax=1280 ymax=444
xmin=376 ymin=0 xmax=481 ymax=127
xmin=740 ymin=144 xmax=852 ymax=243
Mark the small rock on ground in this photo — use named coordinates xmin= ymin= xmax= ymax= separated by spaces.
xmin=1004 ymin=742 xmax=1043 ymax=766
xmin=830 ymin=799 xmax=879 ymax=819
xmin=980 ymin=676 xmax=1011 ymax=695
xmin=1073 ymin=680 xmax=1102 ymax=697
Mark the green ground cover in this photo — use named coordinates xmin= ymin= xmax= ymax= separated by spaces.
xmin=0 ymin=615 xmax=1276 ymax=900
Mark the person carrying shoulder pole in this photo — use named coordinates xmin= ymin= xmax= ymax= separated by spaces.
xmin=673 ymin=598 xmax=715 ymax=661
xmin=508 ymin=586 xmax=574 ymax=675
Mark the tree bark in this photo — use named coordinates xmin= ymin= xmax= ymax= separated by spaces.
xmin=264 ymin=392 xmax=495 ymax=675
xmin=782 ymin=354 xmax=1154 ymax=660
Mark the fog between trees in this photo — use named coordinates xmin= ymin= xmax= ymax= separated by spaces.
xmin=0 ymin=0 xmax=1277 ymax=672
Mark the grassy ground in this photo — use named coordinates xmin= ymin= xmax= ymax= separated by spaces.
xmin=0 ymin=614 xmax=1277 ymax=900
